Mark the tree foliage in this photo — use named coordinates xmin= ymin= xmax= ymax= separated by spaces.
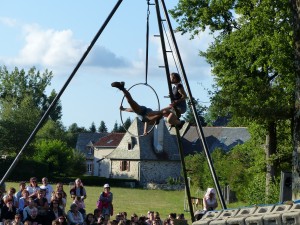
xmin=171 ymin=0 xmax=294 ymax=195
xmin=33 ymin=139 xmax=85 ymax=176
xmin=98 ymin=121 xmax=108 ymax=133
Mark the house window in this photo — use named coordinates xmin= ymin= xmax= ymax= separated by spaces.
xmin=87 ymin=163 xmax=92 ymax=173
xmin=120 ymin=161 xmax=130 ymax=172
xmin=87 ymin=147 xmax=93 ymax=155
xmin=128 ymin=143 xmax=132 ymax=150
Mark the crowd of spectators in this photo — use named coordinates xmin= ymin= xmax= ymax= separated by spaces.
xmin=0 ymin=177 xmax=189 ymax=225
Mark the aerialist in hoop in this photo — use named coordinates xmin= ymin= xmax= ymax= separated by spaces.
xmin=111 ymin=73 xmax=186 ymax=134
xmin=111 ymin=81 xmax=164 ymax=135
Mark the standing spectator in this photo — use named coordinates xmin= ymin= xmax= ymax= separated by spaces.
xmin=97 ymin=184 xmax=113 ymax=220
xmin=70 ymin=178 xmax=87 ymax=201
xmin=26 ymin=177 xmax=40 ymax=199
xmin=40 ymin=177 xmax=53 ymax=204
xmin=66 ymin=203 xmax=84 ymax=225
xmin=3 ymin=187 xmax=18 ymax=208
xmin=203 ymin=188 xmax=218 ymax=211
xmin=15 ymin=182 xmax=26 ymax=202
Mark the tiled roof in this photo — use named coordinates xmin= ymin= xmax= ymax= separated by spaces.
xmin=75 ymin=132 xmax=108 ymax=152
xmin=94 ymin=133 xmax=125 ymax=147
xmin=182 ymin=126 xmax=251 ymax=155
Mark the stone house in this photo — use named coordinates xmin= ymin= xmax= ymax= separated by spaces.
xmin=101 ymin=118 xmax=182 ymax=185
xmin=93 ymin=133 xmax=125 ymax=177
xmin=75 ymin=132 xmax=108 ymax=175
xmin=75 ymin=120 xmax=250 ymax=185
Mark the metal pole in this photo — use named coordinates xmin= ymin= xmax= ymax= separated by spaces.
xmin=154 ymin=0 xmax=195 ymax=222
xmin=159 ymin=0 xmax=227 ymax=209
xmin=0 ymin=0 xmax=124 ymax=186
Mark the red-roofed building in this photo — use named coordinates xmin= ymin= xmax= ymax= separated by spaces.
xmin=93 ymin=133 xmax=125 ymax=177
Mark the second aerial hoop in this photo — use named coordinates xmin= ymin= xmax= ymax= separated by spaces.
xmin=120 ymin=83 xmax=160 ymax=137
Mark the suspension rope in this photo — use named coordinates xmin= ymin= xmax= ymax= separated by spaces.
xmin=145 ymin=0 xmax=151 ymax=84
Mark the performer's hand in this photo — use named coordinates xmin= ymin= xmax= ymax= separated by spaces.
xmin=120 ymin=106 xmax=125 ymax=111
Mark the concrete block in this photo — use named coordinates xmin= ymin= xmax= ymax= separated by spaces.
xmin=262 ymin=204 xmax=292 ymax=225
xmin=208 ymin=209 xmax=240 ymax=225
xmin=281 ymin=204 xmax=300 ymax=225
xmin=193 ymin=211 xmax=222 ymax=225
xmin=245 ymin=205 xmax=275 ymax=225
xmin=227 ymin=207 xmax=257 ymax=225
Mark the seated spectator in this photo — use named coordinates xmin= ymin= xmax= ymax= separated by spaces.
xmin=48 ymin=199 xmax=65 ymax=222
xmin=57 ymin=215 xmax=68 ymax=225
xmin=73 ymin=196 xmax=86 ymax=219
xmin=18 ymin=190 xmax=30 ymax=216
xmin=130 ymin=213 xmax=138 ymax=224
xmin=66 ymin=203 xmax=84 ymax=225
xmin=3 ymin=187 xmax=18 ymax=208
xmin=1 ymin=199 xmax=17 ymax=223
xmin=203 ymin=188 xmax=218 ymax=211
xmin=40 ymin=177 xmax=53 ymax=204
xmin=11 ymin=213 xmax=23 ymax=225
xmin=34 ymin=189 xmax=49 ymax=224
xmin=26 ymin=177 xmax=40 ymax=199
xmin=22 ymin=197 xmax=35 ymax=222
xmin=24 ymin=207 xmax=42 ymax=225
xmin=85 ymin=213 xmax=96 ymax=225
xmin=52 ymin=191 xmax=66 ymax=213
xmin=94 ymin=208 xmax=102 ymax=222
xmin=15 ymin=181 xmax=26 ymax=202
xmin=55 ymin=183 xmax=67 ymax=200
xmin=146 ymin=211 xmax=154 ymax=225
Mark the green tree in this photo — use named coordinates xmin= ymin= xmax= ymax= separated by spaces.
xmin=33 ymin=139 xmax=85 ymax=176
xmin=171 ymin=0 xmax=294 ymax=195
xmin=35 ymin=120 xmax=66 ymax=141
xmin=89 ymin=122 xmax=96 ymax=133
xmin=98 ymin=121 xmax=108 ymax=133
xmin=0 ymin=96 xmax=40 ymax=155
xmin=183 ymin=99 xmax=207 ymax=126
xmin=0 ymin=66 xmax=52 ymax=109
xmin=41 ymin=90 xmax=62 ymax=122
xmin=65 ymin=123 xmax=87 ymax=148
xmin=112 ymin=121 xmax=119 ymax=133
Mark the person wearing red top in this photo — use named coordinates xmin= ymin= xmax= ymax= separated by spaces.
xmin=97 ymin=184 xmax=113 ymax=221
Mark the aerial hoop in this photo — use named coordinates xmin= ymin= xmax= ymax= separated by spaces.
xmin=120 ymin=83 xmax=160 ymax=137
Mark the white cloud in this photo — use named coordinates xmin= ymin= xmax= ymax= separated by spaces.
xmin=0 ymin=17 xmax=17 ymax=27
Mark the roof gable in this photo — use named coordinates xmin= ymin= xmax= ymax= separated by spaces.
xmin=106 ymin=118 xmax=180 ymax=161
xmin=94 ymin=133 xmax=125 ymax=147
xmin=75 ymin=132 xmax=108 ymax=152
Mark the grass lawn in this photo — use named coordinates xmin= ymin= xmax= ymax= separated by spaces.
xmin=6 ymin=182 xmax=200 ymax=223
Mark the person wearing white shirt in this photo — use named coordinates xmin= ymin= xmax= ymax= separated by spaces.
xmin=40 ymin=177 xmax=53 ymax=204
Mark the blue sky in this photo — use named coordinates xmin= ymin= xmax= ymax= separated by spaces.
xmin=0 ymin=1 xmax=214 ymax=131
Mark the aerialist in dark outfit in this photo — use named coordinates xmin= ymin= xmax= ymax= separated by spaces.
xmin=111 ymin=72 xmax=186 ymax=134
xmin=111 ymin=81 xmax=164 ymax=135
